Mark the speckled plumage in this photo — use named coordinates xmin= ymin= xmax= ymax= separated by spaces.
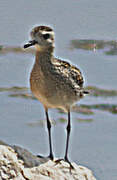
xmin=24 ymin=25 xmax=88 ymax=167
xmin=30 ymin=48 xmax=85 ymax=111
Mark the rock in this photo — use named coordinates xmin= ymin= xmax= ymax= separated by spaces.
xmin=0 ymin=140 xmax=49 ymax=168
xmin=12 ymin=145 xmax=49 ymax=167
xmin=0 ymin=145 xmax=96 ymax=180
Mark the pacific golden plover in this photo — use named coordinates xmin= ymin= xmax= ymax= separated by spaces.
xmin=24 ymin=25 xmax=88 ymax=168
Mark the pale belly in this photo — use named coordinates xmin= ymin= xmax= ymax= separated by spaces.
xmin=30 ymin=77 xmax=79 ymax=111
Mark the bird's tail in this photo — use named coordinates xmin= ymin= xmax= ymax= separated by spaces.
xmin=83 ymin=90 xmax=89 ymax=94
xmin=79 ymin=89 xmax=89 ymax=98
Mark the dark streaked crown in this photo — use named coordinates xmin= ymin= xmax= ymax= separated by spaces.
xmin=34 ymin=26 xmax=53 ymax=32
xmin=31 ymin=26 xmax=53 ymax=37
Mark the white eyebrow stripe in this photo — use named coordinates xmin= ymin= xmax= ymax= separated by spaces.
xmin=47 ymin=39 xmax=53 ymax=43
xmin=41 ymin=31 xmax=54 ymax=35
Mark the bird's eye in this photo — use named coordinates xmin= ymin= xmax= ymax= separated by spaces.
xmin=43 ymin=34 xmax=50 ymax=39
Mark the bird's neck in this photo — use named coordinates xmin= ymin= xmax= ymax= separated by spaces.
xmin=35 ymin=46 xmax=54 ymax=66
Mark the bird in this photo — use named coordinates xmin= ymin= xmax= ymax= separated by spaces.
xmin=24 ymin=25 xmax=88 ymax=168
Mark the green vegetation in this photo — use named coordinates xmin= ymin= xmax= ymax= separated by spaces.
xmin=70 ymin=39 xmax=117 ymax=55
xmin=86 ymin=86 xmax=117 ymax=97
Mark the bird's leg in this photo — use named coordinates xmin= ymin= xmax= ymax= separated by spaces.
xmin=64 ymin=110 xmax=73 ymax=168
xmin=45 ymin=109 xmax=54 ymax=160
xmin=37 ymin=108 xmax=54 ymax=160
xmin=55 ymin=110 xmax=74 ymax=169
xmin=64 ymin=110 xmax=71 ymax=160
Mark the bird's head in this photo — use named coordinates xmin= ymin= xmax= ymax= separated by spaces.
xmin=24 ymin=26 xmax=55 ymax=50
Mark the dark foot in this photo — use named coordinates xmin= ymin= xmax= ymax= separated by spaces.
xmin=37 ymin=154 xmax=54 ymax=160
xmin=54 ymin=157 xmax=74 ymax=170
xmin=64 ymin=156 xmax=74 ymax=169
xmin=54 ymin=158 xmax=64 ymax=164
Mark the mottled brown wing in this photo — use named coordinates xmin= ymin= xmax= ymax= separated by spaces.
xmin=53 ymin=58 xmax=84 ymax=88
xmin=70 ymin=65 xmax=84 ymax=87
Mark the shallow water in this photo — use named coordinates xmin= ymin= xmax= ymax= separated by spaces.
xmin=0 ymin=1 xmax=117 ymax=179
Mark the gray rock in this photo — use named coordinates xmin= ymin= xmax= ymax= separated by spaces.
xmin=0 ymin=145 xmax=96 ymax=180
xmin=12 ymin=145 xmax=49 ymax=168
xmin=0 ymin=140 xmax=49 ymax=168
